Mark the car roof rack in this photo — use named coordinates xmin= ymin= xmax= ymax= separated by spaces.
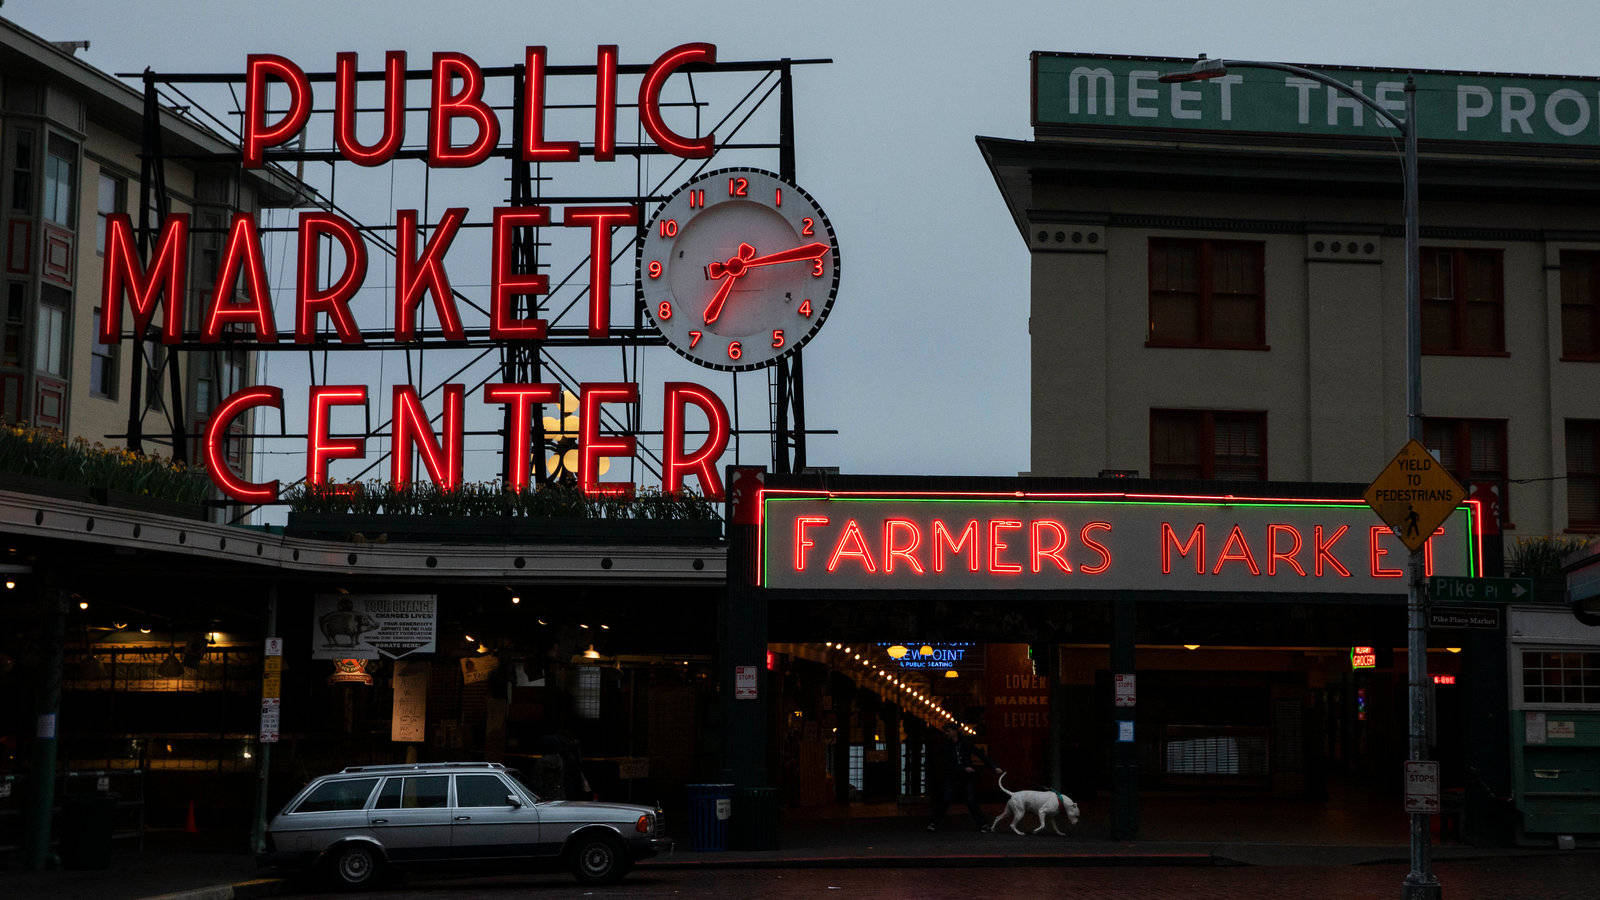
xmin=339 ymin=762 xmax=506 ymax=773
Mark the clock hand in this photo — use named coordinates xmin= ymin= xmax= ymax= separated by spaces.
xmin=703 ymin=272 xmax=739 ymax=325
xmin=707 ymin=242 xmax=828 ymax=279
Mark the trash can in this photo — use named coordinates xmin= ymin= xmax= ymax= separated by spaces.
xmin=729 ymin=786 xmax=779 ymax=851
xmin=59 ymin=793 xmax=117 ymax=870
xmin=684 ymin=783 xmax=734 ymax=851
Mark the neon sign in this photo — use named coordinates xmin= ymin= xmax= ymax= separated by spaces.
xmin=875 ymin=642 xmax=976 ymax=670
xmin=761 ymin=491 xmax=1481 ymax=593
xmin=101 ymin=46 xmax=737 ymax=503
xmin=1351 ymin=646 xmax=1377 ymax=669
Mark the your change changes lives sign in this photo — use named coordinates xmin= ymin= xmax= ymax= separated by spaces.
xmin=312 ymin=594 xmax=437 ymax=659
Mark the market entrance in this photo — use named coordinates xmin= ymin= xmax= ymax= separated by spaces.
xmin=732 ymin=475 xmax=1487 ymax=844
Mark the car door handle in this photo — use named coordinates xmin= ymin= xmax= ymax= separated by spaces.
xmin=371 ymin=818 xmax=388 ymax=825
xmin=454 ymin=815 xmax=471 ymax=821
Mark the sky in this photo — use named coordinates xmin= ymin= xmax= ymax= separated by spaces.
xmin=13 ymin=0 xmax=1600 ymax=502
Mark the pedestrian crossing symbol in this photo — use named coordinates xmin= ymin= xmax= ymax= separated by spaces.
xmin=1363 ymin=439 xmax=1467 ymax=553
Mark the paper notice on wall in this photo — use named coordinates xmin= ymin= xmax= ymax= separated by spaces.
xmin=260 ymin=698 xmax=281 ymax=743
xmin=735 ymin=665 xmax=758 ymax=700
xmin=460 ymin=655 xmax=499 ymax=684
xmin=312 ymin=594 xmax=436 ymax=660
xmin=391 ymin=659 xmax=429 ymax=743
xmin=1525 ymin=711 xmax=1547 ymax=745
xmin=1548 ymin=720 xmax=1576 ymax=740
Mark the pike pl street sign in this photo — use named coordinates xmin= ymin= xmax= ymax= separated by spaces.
xmin=1429 ymin=576 xmax=1533 ymax=604
xmin=1363 ymin=439 xmax=1467 ymax=552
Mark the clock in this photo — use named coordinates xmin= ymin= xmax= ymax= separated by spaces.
xmin=638 ymin=167 xmax=840 ymax=371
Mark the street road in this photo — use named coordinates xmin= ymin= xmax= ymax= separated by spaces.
xmin=288 ymin=855 xmax=1599 ymax=899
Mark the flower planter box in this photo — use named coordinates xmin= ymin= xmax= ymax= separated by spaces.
xmin=0 ymin=471 xmax=96 ymax=503
xmin=97 ymin=488 xmax=209 ymax=521
xmin=285 ymin=513 xmax=723 ymax=545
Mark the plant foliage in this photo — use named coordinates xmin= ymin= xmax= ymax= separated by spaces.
xmin=282 ymin=479 xmax=720 ymax=521
xmin=0 ymin=422 xmax=210 ymax=505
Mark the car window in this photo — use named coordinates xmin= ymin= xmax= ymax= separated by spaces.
xmin=294 ymin=778 xmax=379 ymax=814
xmin=506 ymin=769 xmax=540 ymax=801
xmin=455 ymin=774 xmax=514 ymax=808
xmin=372 ymin=775 xmax=449 ymax=810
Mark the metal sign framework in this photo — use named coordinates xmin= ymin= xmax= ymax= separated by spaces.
xmin=119 ymin=53 xmax=832 ymax=515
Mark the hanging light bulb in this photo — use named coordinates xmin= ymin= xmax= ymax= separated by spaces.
xmin=583 ymin=645 xmax=601 ymax=660
xmin=887 ymin=645 xmax=908 ymax=659
xmin=919 ymin=645 xmax=934 ymax=656
xmin=944 ymin=670 xmax=959 ymax=679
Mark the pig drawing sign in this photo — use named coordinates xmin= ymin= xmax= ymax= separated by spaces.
xmin=312 ymin=594 xmax=437 ymax=660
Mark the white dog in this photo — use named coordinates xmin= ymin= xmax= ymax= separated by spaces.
xmin=989 ymin=770 xmax=1080 ymax=835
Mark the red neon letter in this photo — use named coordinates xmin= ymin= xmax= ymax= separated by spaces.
xmin=639 ymin=43 xmax=717 ymax=158
xmin=1369 ymin=526 xmax=1404 ymax=578
xmin=1267 ymin=524 xmax=1306 ymax=576
xmin=392 ymin=384 xmax=464 ymax=490
xmin=100 ymin=212 xmax=186 ymax=345
xmin=1423 ymin=528 xmax=1445 ymax=576
xmin=1212 ymin=525 xmax=1261 ymax=575
xmin=794 ymin=516 xmax=829 ymax=572
xmin=884 ymin=518 xmax=925 ymax=574
xmin=564 ymin=206 xmax=638 ymax=338
xmin=1080 ymin=522 xmax=1113 ymax=575
xmin=296 ymin=212 xmax=366 ymax=344
xmin=663 ymin=382 xmax=729 ymax=499
xmin=334 ymin=51 xmax=405 ymax=166
xmin=307 ymin=386 xmax=368 ymax=486
xmin=491 ymin=206 xmax=551 ymax=339
xmin=429 ymin=52 xmax=498 ymax=167
xmin=521 ymin=47 xmax=580 ymax=162
xmin=204 ymin=214 xmax=277 ymax=342
xmin=932 ymin=519 xmax=980 ymax=573
xmin=1030 ymin=519 xmax=1071 ymax=574
xmin=827 ymin=519 xmax=878 ymax=573
xmin=395 ymin=208 xmax=466 ymax=341
xmin=484 ymin=383 xmax=559 ymax=493
xmin=243 ymin=54 xmax=310 ymax=168
xmin=988 ymin=519 xmax=1024 ymax=574
xmin=579 ymin=382 xmax=636 ymax=497
xmin=593 ymin=45 xmax=618 ymax=161
xmin=1314 ymin=525 xmax=1352 ymax=577
xmin=1161 ymin=522 xmax=1205 ymax=575
xmin=205 ymin=386 xmax=281 ymax=502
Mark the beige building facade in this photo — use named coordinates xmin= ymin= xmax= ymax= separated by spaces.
xmin=0 ymin=17 xmax=298 ymax=488
xmin=982 ymin=55 xmax=1600 ymax=539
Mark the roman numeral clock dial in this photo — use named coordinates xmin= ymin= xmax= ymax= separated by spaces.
xmin=638 ymin=168 xmax=840 ymax=371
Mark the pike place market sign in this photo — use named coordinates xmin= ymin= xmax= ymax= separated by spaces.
xmin=1034 ymin=53 xmax=1600 ymax=147
xmin=760 ymin=491 xmax=1482 ymax=593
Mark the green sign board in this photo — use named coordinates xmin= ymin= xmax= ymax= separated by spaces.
xmin=1428 ymin=576 xmax=1533 ymax=604
xmin=1034 ymin=53 xmax=1600 ymax=148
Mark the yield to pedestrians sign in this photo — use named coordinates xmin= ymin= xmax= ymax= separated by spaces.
xmin=1363 ymin=440 xmax=1466 ymax=552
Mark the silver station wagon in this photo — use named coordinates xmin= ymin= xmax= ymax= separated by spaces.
xmin=262 ymin=762 xmax=670 ymax=888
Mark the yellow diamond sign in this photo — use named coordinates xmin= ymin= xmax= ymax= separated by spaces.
xmin=1363 ymin=439 xmax=1467 ymax=552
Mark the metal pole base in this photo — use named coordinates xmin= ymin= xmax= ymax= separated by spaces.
xmin=1402 ymin=875 xmax=1442 ymax=900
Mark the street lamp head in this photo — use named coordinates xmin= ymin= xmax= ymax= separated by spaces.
xmin=1158 ymin=57 xmax=1228 ymax=84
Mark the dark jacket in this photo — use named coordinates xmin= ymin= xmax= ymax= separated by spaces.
xmin=933 ymin=731 xmax=992 ymax=779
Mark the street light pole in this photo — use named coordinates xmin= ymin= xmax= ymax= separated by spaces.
xmin=1160 ymin=59 xmax=1438 ymax=900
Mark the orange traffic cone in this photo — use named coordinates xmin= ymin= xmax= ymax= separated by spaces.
xmin=184 ymin=800 xmax=198 ymax=833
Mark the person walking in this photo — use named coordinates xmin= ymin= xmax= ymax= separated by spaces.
xmin=926 ymin=722 xmax=998 ymax=831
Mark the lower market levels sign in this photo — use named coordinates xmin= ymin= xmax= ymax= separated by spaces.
xmin=760 ymin=490 xmax=1481 ymax=592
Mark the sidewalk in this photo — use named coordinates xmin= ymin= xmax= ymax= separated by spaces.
xmin=0 ymin=816 xmax=1589 ymax=899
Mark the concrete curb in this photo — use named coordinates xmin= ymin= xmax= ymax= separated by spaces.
xmin=139 ymin=877 xmax=289 ymax=900
xmin=640 ymin=851 xmax=1223 ymax=870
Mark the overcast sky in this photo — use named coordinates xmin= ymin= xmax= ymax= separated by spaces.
xmin=13 ymin=0 xmax=1600 ymax=500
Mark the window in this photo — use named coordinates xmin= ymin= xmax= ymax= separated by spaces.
xmin=1424 ymin=418 xmax=1508 ymax=526
xmin=1522 ymin=650 xmax=1600 ymax=705
xmin=1147 ymin=238 xmax=1265 ymax=348
xmin=90 ymin=310 xmax=117 ymax=399
xmin=454 ymin=775 xmax=513 ymax=808
xmin=1421 ymin=247 xmax=1504 ymax=354
xmin=573 ymin=666 xmax=601 ymax=719
xmin=1566 ymin=420 xmax=1600 ymax=531
xmin=1150 ymin=410 xmax=1266 ymax=481
xmin=2 ymin=283 xmax=24 ymax=368
xmin=36 ymin=286 xmax=68 ymax=377
xmin=96 ymin=172 xmax=125 ymax=255
xmin=42 ymin=134 xmax=76 ymax=227
xmin=10 ymin=129 xmax=33 ymax=213
xmin=372 ymin=775 xmax=449 ymax=810
xmin=294 ymin=778 xmax=379 ymax=814
xmin=848 ymin=744 xmax=864 ymax=791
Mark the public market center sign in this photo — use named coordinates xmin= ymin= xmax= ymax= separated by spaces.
xmin=761 ymin=489 xmax=1481 ymax=593
xmin=1034 ymin=52 xmax=1600 ymax=147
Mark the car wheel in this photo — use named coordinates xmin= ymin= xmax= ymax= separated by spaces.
xmin=569 ymin=834 xmax=626 ymax=885
xmin=329 ymin=842 xmax=382 ymax=890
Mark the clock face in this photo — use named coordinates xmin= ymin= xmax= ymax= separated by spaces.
xmin=638 ymin=167 xmax=840 ymax=371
